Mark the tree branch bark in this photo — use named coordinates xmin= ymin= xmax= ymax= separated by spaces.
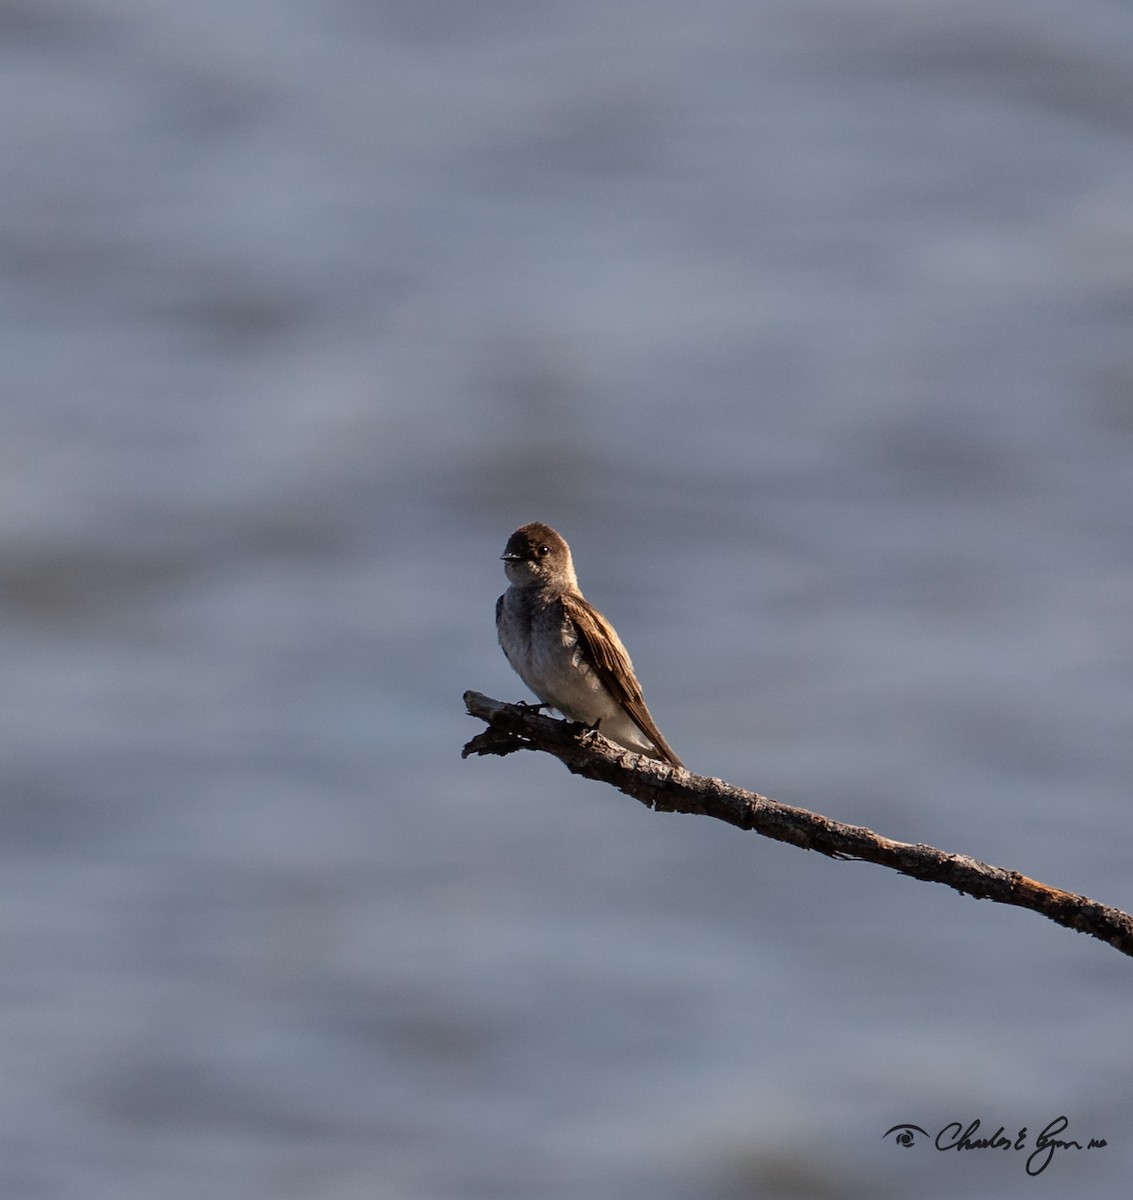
xmin=463 ymin=690 xmax=1133 ymax=959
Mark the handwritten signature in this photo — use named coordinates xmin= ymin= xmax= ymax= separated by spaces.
xmin=883 ymin=1117 xmax=1107 ymax=1176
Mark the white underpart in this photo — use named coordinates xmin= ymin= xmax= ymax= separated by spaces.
xmin=499 ymin=588 xmax=658 ymax=757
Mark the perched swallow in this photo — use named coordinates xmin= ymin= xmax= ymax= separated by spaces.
xmin=495 ymin=522 xmax=682 ymax=767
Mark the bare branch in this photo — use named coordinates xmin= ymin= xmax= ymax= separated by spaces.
xmin=463 ymin=691 xmax=1133 ymax=959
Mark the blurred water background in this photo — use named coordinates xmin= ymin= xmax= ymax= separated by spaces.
xmin=3 ymin=0 xmax=1133 ymax=1196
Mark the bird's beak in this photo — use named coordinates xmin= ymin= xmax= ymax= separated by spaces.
xmin=501 ymin=552 xmax=524 ymax=562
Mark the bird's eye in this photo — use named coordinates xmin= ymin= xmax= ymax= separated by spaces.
xmin=537 ymin=545 xmax=550 ymax=557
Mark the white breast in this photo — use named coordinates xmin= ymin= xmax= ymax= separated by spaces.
xmin=499 ymin=587 xmax=655 ymax=755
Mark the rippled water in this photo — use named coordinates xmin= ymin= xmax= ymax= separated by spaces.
xmin=4 ymin=0 xmax=1132 ymax=1196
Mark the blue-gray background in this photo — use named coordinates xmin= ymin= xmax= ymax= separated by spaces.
xmin=5 ymin=1 xmax=1132 ymax=1196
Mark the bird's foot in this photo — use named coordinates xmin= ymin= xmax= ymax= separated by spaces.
xmin=579 ymin=718 xmax=603 ymax=746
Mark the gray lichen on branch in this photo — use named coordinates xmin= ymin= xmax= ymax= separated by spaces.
xmin=463 ymin=690 xmax=1133 ymax=959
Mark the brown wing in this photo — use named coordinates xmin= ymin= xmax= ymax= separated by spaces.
xmin=562 ymin=592 xmax=682 ymax=767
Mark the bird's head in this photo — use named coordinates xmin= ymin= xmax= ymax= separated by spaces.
xmin=501 ymin=522 xmax=577 ymax=589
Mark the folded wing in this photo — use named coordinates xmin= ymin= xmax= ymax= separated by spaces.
xmin=562 ymin=593 xmax=682 ymax=768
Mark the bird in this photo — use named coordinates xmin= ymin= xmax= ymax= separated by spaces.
xmin=495 ymin=522 xmax=682 ymax=767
